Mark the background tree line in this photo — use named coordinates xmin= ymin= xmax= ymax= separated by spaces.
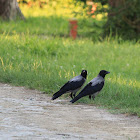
xmin=0 ymin=0 xmax=139 ymax=40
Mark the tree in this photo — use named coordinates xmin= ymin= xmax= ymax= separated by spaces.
xmin=105 ymin=0 xmax=140 ymax=40
xmin=0 ymin=0 xmax=25 ymax=20
xmin=90 ymin=0 xmax=140 ymax=40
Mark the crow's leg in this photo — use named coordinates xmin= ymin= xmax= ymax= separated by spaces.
xmin=70 ymin=92 xmax=73 ymax=99
xmin=89 ymin=95 xmax=91 ymax=100
xmin=92 ymin=95 xmax=95 ymax=100
xmin=73 ymin=91 xmax=77 ymax=98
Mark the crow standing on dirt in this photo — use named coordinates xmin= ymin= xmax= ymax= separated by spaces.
xmin=52 ymin=70 xmax=87 ymax=100
xmin=70 ymin=70 xmax=110 ymax=103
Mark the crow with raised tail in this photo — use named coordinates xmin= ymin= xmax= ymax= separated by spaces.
xmin=52 ymin=70 xmax=87 ymax=100
xmin=70 ymin=70 xmax=110 ymax=103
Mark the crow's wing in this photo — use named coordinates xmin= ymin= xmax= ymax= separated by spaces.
xmin=70 ymin=80 xmax=104 ymax=103
xmin=79 ymin=81 xmax=104 ymax=96
xmin=60 ymin=78 xmax=85 ymax=92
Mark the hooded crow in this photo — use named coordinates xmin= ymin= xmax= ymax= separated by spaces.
xmin=52 ymin=70 xmax=87 ymax=100
xmin=70 ymin=70 xmax=110 ymax=103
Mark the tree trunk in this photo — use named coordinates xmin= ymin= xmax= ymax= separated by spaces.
xmin=0 ymin=0 xmax=25 ymax=20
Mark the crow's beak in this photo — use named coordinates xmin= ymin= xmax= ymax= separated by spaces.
xmin=106 ymin=71 xmax=110 ymax=74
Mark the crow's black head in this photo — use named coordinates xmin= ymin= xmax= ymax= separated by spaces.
xmin=99 ymin=70 xmax=110 ymax=78
xmin=81 ymin=70 xmax=87 ymax=79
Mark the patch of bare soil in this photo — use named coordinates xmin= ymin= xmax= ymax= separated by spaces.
xmin=0 ymin=83 xmax=140 ymax=140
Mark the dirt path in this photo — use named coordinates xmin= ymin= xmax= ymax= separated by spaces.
xmin=0 ymin=83 xmax=140 ymax=140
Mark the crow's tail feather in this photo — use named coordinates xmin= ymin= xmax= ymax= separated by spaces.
xmin=52 ymin=90 xmax=64 ymax=100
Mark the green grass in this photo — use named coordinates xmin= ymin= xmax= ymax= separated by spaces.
xmin=0 ymin=16 xmax=103 ymax=39
xmin=0 ymin=31 xmax=140 ymax=116
xmin=0 ymin=17 xmax=68 ymax=36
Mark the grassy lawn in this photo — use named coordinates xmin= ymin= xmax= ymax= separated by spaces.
xmin=0 ymin=3 xmax=140 ymax=116
xmin=0 ymin=16 xmax=103 ymax=40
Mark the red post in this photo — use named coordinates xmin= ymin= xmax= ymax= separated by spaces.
xmin=69 ymin=18 xmax=78 ymax=40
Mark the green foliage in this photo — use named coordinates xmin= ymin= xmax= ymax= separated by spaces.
xmin=93 ymin=0 xmax=140 ymax=40
xmin=19 ymin=0 xmax=87 ymax=18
